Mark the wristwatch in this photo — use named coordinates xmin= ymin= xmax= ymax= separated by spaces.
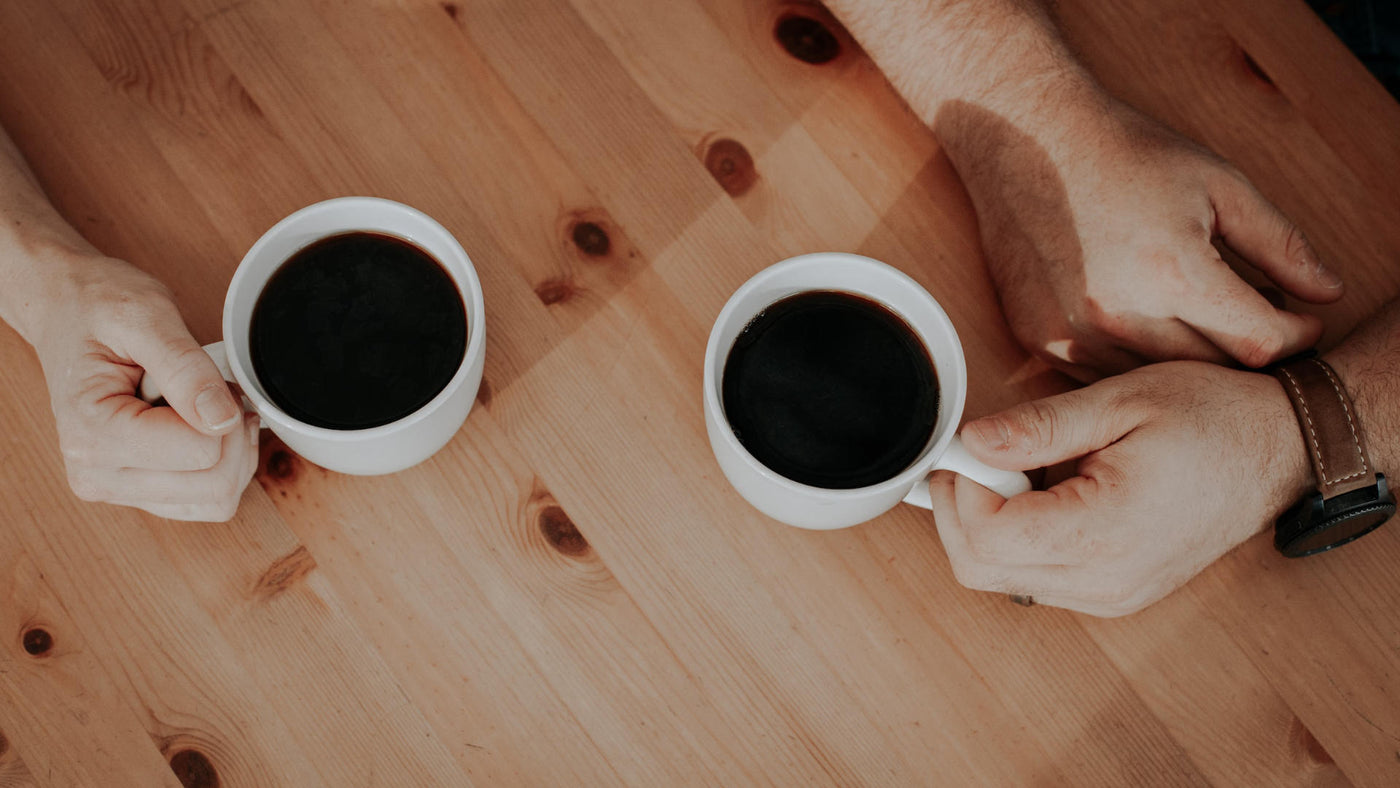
xmin=1271 ymin=353 xmax=1395 ymax=557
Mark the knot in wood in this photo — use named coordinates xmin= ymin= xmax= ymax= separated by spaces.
xmin=252 ymin=546 xmax=317 ymax=600
xmin=1290 ymin=718 xmax=1334 ymax=765
xmin=539 ymin=505 xmax=589 ymax=556
xmin=169 ymin=749 xmax=220 ymax=788
xmin=774 ymin=14 xmax=840 ymax=65
xmin=21 ymin=627 xmax=52 ymax=657
xmin=571 ymin=221 xmax=612 ymax=257
xmin=535 ymin=278 xmax=577 ymax=306
xmin=704 ymin=138 xmax=757 ymax=196
xmin=266 ymin=449 xmax=297 ymax=481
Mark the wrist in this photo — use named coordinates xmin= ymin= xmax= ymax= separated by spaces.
xmin=974 ymin=66 xmax=1110 ymax=153
xmin=1249 ymin=368 xmax=1316 ymax=522
xmin=932 ymin=70 xmax=1117 ymax=193
xmin=1266 ymin=351 xmax=1397 ymax=555
xmin=1323 ymin=345 xmax=1395 ymax=481
xmin=828 ymin=0 xmax=1105 ymax=150
xmin=0 ymin=239 xmax=95 ymax=349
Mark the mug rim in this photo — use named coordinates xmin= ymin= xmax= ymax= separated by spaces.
xmin=222 ymin=196 xmax=486 ymax=442
xmin=703 ymin=252 xmax=968 ymax=501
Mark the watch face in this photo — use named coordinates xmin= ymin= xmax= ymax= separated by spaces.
xmin=1286 ymin=503 xmax=1396 ymax=557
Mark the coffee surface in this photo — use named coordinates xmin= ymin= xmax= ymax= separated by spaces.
xmin=250 ymin=231 xmax=467 ymax=430
xmin=722 ymin=291 xmax=938 ymax=489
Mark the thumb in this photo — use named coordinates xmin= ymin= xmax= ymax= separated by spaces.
xmin=960 ymin=381 xmax=1143 ymax=471
xmin=122 ymin=308 xmax=240 ymax=436
xmin=1211 ymin=173 xmax=1343 ymax=304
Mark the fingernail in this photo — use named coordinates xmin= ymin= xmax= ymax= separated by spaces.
xmin=1316 ymin=260 xmax=1343 ymax=289
xmin=1303 ymin=246 xmax=1342 ymax=289
xmin=968 ymin=418 xmax=1010 ymax=450
xmin=196 ymin=386 xmax=240 ymax=431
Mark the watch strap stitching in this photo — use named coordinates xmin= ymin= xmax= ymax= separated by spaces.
xmin=1278 ymin=366 xmax=1329 ymax=482
xmin=1311 ymin=357 xmax=1370 ymax=482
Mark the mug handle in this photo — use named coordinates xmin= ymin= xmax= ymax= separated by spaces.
xmin=137 ymin=341 xmax=261 ymax=426
xmin=902 ymin=435 xmax=1031 ymax=508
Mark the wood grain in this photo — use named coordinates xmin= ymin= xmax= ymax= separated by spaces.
xmin=0 ymin=0 xmax=1397 ymax=785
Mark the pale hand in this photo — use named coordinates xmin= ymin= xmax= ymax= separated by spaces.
xmin=956 ymin=97 xmax=1344 ymax=380
xmin=929 ymin=361 xmax=1311 ymax=617
xmin=32 ymin=253 xmax=258 ymax=521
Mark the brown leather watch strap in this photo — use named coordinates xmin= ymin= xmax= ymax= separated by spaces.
xmin=1272 ymin=356 xmax=1375 ymax=498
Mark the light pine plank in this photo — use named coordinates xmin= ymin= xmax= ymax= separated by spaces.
xmin=0 ymin=728 xmax=38 ymax=788
xmin=0 ymin=0 xmax=1397 ymax=785
xmin=0 ymin=538 xmax=181 ymax=788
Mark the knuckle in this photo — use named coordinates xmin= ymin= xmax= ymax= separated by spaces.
xmin=1235 ymin=331 xmax=1283 ymax=368
xmin=1010 ymin=399 xmax=1059 ymax=450
xmin=189 ymin=439 xmax=222 ymax=470
xmin=166 ymin=345 xmax=215 ymax=382
xmin=182 ymin=506 xmax=231 ymax=524
xmin=1107 ymin=372 xmax=1154 ymax=409
xmin=1078 ymin=293 xmax=1108 ymax=327
xmin=1103 ymin=593 xmax=1152 ymax=618
xmin=67 ymin=471 xmax=103 ymax=502
xmin=1097 ymin=602 xmax=1139 ymax=619
xmin=1283 ymin=224 xmax=1311 ymax=263
xmin=1136 ymin=246 xmax=1196 ymax=301
xmin=1068 ymin=292 xmax=1111 ymax=334
xmin=1079 ymin=297 xmax=1125 ymax=338
xmin=949 ymin=560 xmax=999 ymax=592
xmin=1178 ymin=215 xmax=1211 ymax=243
xmin=962 ymin=530 xmax=997 ymax=563
xmin=214 ymin=481 xmax=245 ymax=519
xmin=1105 ymin=587 xmax=1136 ymax=608
xmin=947 ymin=558 xmax=980 ymax=590
xmin=1219 ymin=163 xmax=1249 ymax=184
xmin=1095 ymin=577 xmax=1147 ymax=610
xmin=1122 ymin=581 xmax=1168 ymax=613
xmin=1079 ymin=453 xmax=1130 ymax=492
xmin=216 ymin=475 xmax=243 ymax=504
xmin=95 ymin=286 xmax=170 ymax=328
xmin=59 ymin=436 xmax=95 ymax=466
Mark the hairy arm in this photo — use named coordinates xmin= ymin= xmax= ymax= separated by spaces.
xmin=826 ymin=1 xmax=1340 ymax=379
xmin=825 ymin=0 xmax=1096 ymax=134
xmin=1327 ymin=303 xmax=1400 ymax=478
xmin=930 ymin=299 xmax=1400 ymax=616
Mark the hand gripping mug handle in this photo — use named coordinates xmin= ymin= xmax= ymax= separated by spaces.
xmin=137 ymin=341 xmax=261 ymax=426
xmin=903 ymin=435 xmax=1031 ymax=508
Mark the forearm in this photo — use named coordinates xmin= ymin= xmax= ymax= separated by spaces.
xmin=826 ymin=0 xmax=1122 ymax=258
xmin=1324 ymin=302 xmax=1400 ymax=481
xmin=0 ymin=125 xmax=95 ymax=347
xmin=825 ymin=0 xmax=1102 ymax=138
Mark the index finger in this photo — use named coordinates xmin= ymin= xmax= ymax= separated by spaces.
xmin=1176 ymin=257 xmax=1322 ymax=368
xmin=928 ymin=471 xmax=1114 ymax=602
xmin=74 ymin=394 xmax=224 ymax=472
xmin=947 ymin=472 xmax=1109 ymax=567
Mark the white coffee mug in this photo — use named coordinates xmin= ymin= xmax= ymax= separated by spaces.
xmin=140 ymin=197 xmax=486 ymax=475
xmin=703 ymin=252 xmax=1029 ymax=530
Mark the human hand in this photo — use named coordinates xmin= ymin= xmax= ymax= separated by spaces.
xmin=928 ymin=361 xmax=1312 ymax=617
xmin=938 ymin=94 xmax=1343 ymax=380
xmin=31 ymin=253 xmax=258 ymax=521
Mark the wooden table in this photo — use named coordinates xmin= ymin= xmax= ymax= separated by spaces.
xmin=2 ymin=0 xmax=1398 ymax=785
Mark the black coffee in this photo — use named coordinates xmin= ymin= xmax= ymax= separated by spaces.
xmin=722 ymin=291 xmax=938 ymax=489
xmin=249 ymin=231 xmax=467 ymax=430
